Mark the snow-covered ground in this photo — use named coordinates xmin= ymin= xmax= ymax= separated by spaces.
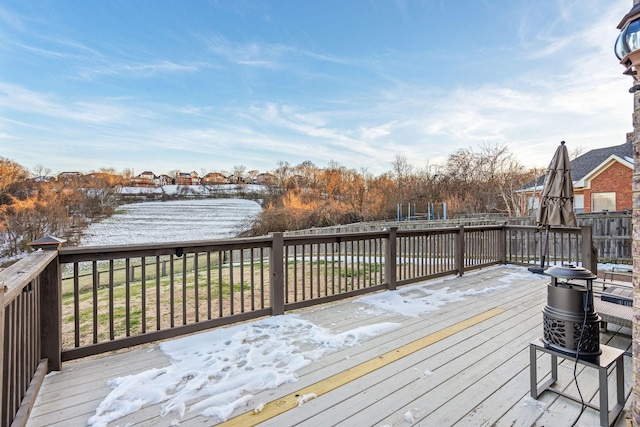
xmin=86 ymin=266 xmax=524 ymax=426
xmin=119 ymin=184 xmax=268 ymax=196
xmin=88 ymin=316 xmax=400 ymax=426
xmin=79 ymin=198 xmax=262 ymax=247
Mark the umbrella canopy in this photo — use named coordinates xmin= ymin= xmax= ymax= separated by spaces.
xmin=536 ymin=141 xmax=577 ymax=228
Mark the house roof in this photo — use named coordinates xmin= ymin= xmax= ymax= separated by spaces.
xmin=569 ymin=140 xmax=632 ymax=181
xmin=522 ymin=140 xmax=633 ymax=190
xmin=576 ymin=154 xmax=633 ymax=188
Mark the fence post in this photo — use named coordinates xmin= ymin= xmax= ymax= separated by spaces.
xmin=385 ymin=227 xmax=397 ymax=290
xmin=28 ymin=237 xmax=65 ymax=372
xmin=581 ymin=225 xmax=597 ymax=275
xmin=456 ymin=225 xmax=465 ymax=276
xmin=270 ymin=232 xmax=285 ymax=315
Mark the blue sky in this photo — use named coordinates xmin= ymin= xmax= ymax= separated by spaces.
xmin=0 ymin=0 xmax=634 ymax=176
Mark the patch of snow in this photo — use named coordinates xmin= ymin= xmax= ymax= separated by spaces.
xmin=355 ymin=281 xmax=509 ymax=318
xmin=88 ymin=316 xmax=399 ymax=426
xmin=297 ymin=393 xmax=317 ymax=407
xmin=498 ymin=270 xmax=534 ymax=284
xmin=404 ymin=410 xmax=415 ymax=423
xmin=522 ymin=395 xmax=548 ymax=412
xmin=598 ymin=262 xmax=632 ymax=272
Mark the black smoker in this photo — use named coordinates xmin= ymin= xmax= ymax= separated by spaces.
xmin=542 ymin=265 xmax=601 ymax=358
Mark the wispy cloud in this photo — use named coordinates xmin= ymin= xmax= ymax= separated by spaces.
xmin=361 ymin=121 xmax=395 ymax=140
xmin=0 ymin=83 xmax=144 ymax=123
xmin=0 ymin=5 xmax=26 ymax=32
xmin=521 ymin=0 xmax=628 ymax=60
xmin=198 ymin=33 xmax=349 ymax=70
xmin=78 ymin=60 xmax=200 ymax=79
xmin=200 ymin=34 xmax=287 ymax=68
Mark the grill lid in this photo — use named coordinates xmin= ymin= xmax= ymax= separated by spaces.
xmin=544 ymin=265 xmax=596 ymax=280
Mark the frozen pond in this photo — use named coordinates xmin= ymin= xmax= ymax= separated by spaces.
xmin=79 ymin=199 xmax=261 ymax=246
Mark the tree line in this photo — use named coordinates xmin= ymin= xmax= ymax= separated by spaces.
xmin=0 ymin=159 xmax=125 ymax=258
xmin=0 ymin=143 xmax=543 ymax=259
xmin=240 ymin=143 xmax=544 ymax=236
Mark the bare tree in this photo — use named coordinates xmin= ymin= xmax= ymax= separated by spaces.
xmin=443 ymin=142 xmax=531 ymax=215
xmin=232 ymin=165 xmax=247 ymax=182
xmin=569 ymin=145 xmax=585 ymax=160
xmin=167 ymin=169 xmax=181 ymax=180
xmin=391 ymin=154 xmax=414 ymax=206
xmin=247 ymin=169 xmax=259 ymax=183
xmin=31 ymin=164 xmax=52 ymax=179
xmin=120 ymin=168 xmax=135 ymax=181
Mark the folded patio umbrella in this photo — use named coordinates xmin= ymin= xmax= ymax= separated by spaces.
xmin=532 ymin=141 xmax=577 ymax=271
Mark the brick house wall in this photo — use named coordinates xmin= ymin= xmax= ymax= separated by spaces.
xmin=583 ymin=161 xmax=632 ymax=212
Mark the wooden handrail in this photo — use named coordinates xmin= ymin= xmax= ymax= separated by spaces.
xmin=0 ymin=222 xmax=595 ymax=426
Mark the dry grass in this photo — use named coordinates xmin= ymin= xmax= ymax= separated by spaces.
xmin=61 ymin=260 xmax=384 ymax=350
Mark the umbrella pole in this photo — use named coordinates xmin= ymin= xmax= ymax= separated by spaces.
xmin=540 ymin=225 xmax=550 ymax=269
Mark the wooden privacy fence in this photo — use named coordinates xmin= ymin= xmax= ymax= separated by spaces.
xmin=577 ymin=211 xmax=632 ymax=263
xmin=286 ymin=211 xmax=631 ymax=264
xmin=0 ymin=223 xmax=593 ymax=427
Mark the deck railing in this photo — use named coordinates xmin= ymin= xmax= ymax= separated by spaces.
xmin=0 ymin=249 xmax=60 ymax=427
xmin=504 ymin=225 xmax=595 ymax=272
xmin=0 ymin=223 xmax=595 ymax=427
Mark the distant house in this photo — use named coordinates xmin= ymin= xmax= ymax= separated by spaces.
xmin=57 ymin=171 xmax=82 ymax=185
xmin=175 ymin=172 xmax=192 ymax=186
xmin=255 ymin=172 xmax=275 ymax=185
xmin=227 ymin=174 xmax=246 ymax=184
xmin=139 ymin=171 xmax=156 ymax=180
xmin=130 ymin=171 xmax=157 ymax=187
xmin=521 ymin=141 xmax=632 ymax=215
xmin=157 ymin=174 xmax=173 ymax=186
xmin=201 ymin=172 xmax=228 ymax=185
xmin=189 ymin=171 xmax=200 ymax=186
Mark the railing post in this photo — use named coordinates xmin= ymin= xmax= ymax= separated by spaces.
xmin=499 ymin=223 xmax=507 ymax=264
xmin=385 ymin=227 xmax=397 ymax=290
xmin=28 ymin=237 xmax=65 ymax=372
xmin=456 ymin=225 xmax=465 ymax=276
xmin=581 ymin=225 xmax=597 ymax=275
xmin=270 ymin=232 xmax=285 ymax=315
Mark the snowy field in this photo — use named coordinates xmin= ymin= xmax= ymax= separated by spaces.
xmin=119 ymin=184 xmax=268 ymax=196
xmin=79 ymin=199 xmax=261 ymax=247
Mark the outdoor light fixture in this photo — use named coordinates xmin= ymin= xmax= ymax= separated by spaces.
xmin=616 ymin=3 xmax=640 ymax=92
xmin=541 ymin=265 xmax=601 ymax=358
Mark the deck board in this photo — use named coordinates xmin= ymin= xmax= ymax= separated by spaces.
xmin=329 ymin=306 xmax=543 ymax=426
xmin=26 ymin=266 xmax=632 ymax=427
xmin=28 ymin=345 xmax=171 ymax=425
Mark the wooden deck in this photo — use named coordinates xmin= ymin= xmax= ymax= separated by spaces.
xmin=27 ymin=266 xmax=633 ymax=427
